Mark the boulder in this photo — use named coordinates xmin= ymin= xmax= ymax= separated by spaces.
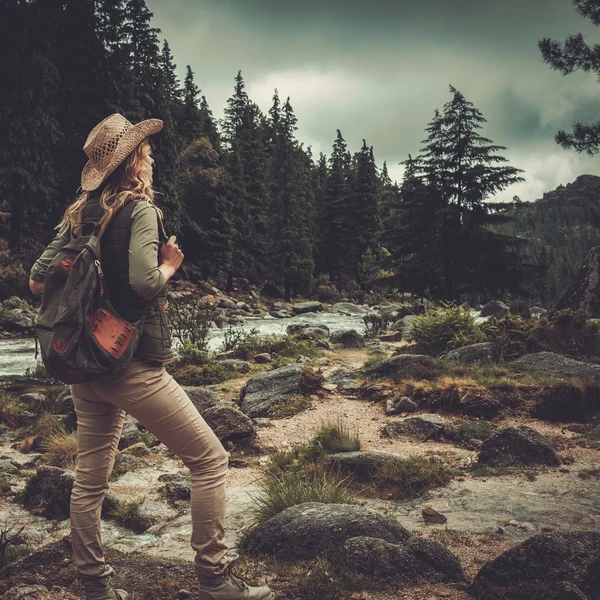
xmin=512 ymin=352 xmax=600 ymax=383
xmin=112 ymin=452 xmax=148 ymax=476
xmin=292 ymin=301 xmax=323 ymax=315
xmin=161 ymin=479 xmax=191 ymax=503
xmin=478 ymin=426 xmax=561 ymax=467
xmin=555 ymin=246 xmax=600 ymax=317
xmin=183 ymin=387 xmax=219 ymax=413
xmin=444 ymin=342 xmax=494 ymax=365
xmin=382 ymin=414 xmax=447 ymax=441
xmin=470 ymin=531 xmax=600 ymax=600
xmin=118 ymin=414 xmax=142 ymax=450
xmin=328 ymin=451 xmax=402 ymax=481
xmin=530 ymin=306 xmax=548 ymax=318
xmin=246 ymin=502 xmax=410 ymax=561
xmin=330 ymin=329 xmax=365 ymax=349
xmin=332 ymin=302 xmax=368 ymax=316
xmin=379 ymin=331 xmax=403 ymax=342
xmin=120 ymin=442 xmax=151 ymax=458
xmin=363 ymin=354 xmax=431 ymax=378
xmin=0 ymin=297 xmax=36 ymax=332
xmin=481 ymin=300 xmax=510 ymax=318
xmin=391 ymin=315 xmax=418 ymax=335
xmin=270 ymin=310 xmax=291 ymax=319
xmin=218 ymin=298 xmax=237 ymax=310
xmin=377 ymin=304 xmax=403 ymax=320
xmin=118 ymin=498 xmax=178 ymax=533
xmin=239 ymin=364 xmax=304 ymax=418
xmin=286 ymin=324 xmax=330 ymax=341
xmin=0 ymin=459 xmax=19 ymax=475
xmin=216 ymin=359 xmax=252 ymax=374
xmin=202 ymin=403 xmax=255 ymax=442
xmin=337 ymin=536 xmax=465 ymax=584
xmin=253 ymin=353 xmax=272 ymax=364
xmin=19 ymin=466 xmax=76 ymax=519
xmin=385 ymin=396 xmax=418 ymax=415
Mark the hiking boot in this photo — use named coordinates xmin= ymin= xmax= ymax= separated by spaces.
xmin=198 ymin=553 xmax=273 ymax=600
xmin=80 ymin=574 xmax=129 ymax=600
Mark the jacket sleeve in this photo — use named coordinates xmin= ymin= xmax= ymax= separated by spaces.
xmin=128 ymin=201 xmax=167 ymax=301
xmin=29 ymin=227 xmax=71 ymax=282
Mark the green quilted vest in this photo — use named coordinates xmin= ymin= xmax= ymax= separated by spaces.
xmin=81 ymin=196 xmax=174 ymax=362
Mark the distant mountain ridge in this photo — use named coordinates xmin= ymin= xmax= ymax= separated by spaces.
xmin=500 ymin=174 xmax=600 ymax=303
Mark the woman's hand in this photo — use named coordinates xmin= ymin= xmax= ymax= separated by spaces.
xmin=29 ymin=279 xmax=44 ymax=295
xmin=159 ymin=235 xmax=184 ymax=282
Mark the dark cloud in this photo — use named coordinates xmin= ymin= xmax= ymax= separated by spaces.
xmin=147 ymin=0 xmax=600 ymax=201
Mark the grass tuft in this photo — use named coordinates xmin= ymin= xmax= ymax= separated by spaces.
xmin=268 ymin=395 xmax=313 ymax=419
xmin=313 ymin=417 xmax=360 ymax=454
xmin=40 ymin=429 xmax=77 ymax=469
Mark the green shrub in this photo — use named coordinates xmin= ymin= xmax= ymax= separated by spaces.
xmin=313 ymin=418 xmax=361 ymax=454
xmin=374 ymin=455 xmax=453 ymax=499
xmin=268 ymin=395 xmax=313 ymax=419
xmin=406 ymin=305 xmax=485 ymax=356
xmin=221 ymin=327 xmax=261 ymax=355
xmin=169 ymin=296 xmax=220 ymax=350
xmin=168 ymin=361 xmax=238 ymax=386
xmin=173 ymin=340 xmax=209 ymax=366
xmin=312 ymin=274 xmax=339 ymax=303
xmin=248 ymin=466 xmax=352 ymax=527
xmin=362 ymin=314 xmax=393 ymax=337
xmin=224 ymin=329 xmax=320 ymax=361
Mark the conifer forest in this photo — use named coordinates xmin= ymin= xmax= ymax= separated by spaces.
xmin=2 ymin=0 xmax=600 ymax=305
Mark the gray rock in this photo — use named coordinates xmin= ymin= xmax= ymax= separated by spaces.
xmin=0 ymin=459 xmax=19 ymax=475
xmin=254 ymin=353 xmax=272 ymax=364
xmin=161 ymin=480 xmax=191 ymax=504
xmin=0 ymin=298 xmax=35 ymax=331
xmin=286 ymin=323 xmax=330 ymax=340
xmin=239 ymin=364 xmax=304 ymax=418
xmin=292 ymin=301 xmax=323 ymax=315
xmin=530 ymin=306 xmax=548 ymax=318
xmin=271 ymin=301 xmax=290 ymax=311
xmin=0 ymin=585 xmax=51 ymax=600
xmin=17 ymin=393 xmax=50 ymax=416
xmin=216 ymin=359 xmax=252 ymax=374
xmin=270 ymin=310 xmax=291 ymax=319
xmin=363 ymin=353 xmax=431 ymax=378
xmin=330 ymin=329 xmax=365 ymax=349
xmin=382 ymin=414 xmax=447 ymax=440
xmin=385 ymin=396 xmax=418 ymax=415
xmin=478 ymin=426 xmax=561 ymax=467
xmin=378 ymin=304 xmax=403 ymax=320
xmin=202 ymin=403 xmax=255 ymax=442
xmin=332 ymin=302 xmax=368 ymax=316
xmin=246 ymin=502 xmax=410 ymax=561
xmin=481 ymin=300 xmax=510 ymax=318
xmin=586 ymin=423 xmax=600 ymax=440
xmin=444 ymin=342 xmax=495 ymax=365
xmin=470 ymin=531 xmax=600 ymax=600
xmin=120 ymin=442 xmax=151 ymax=457
xmin=337 ymin=536 xmax=466 ymax=583
xmin=119 ymin=499 xmax=178 ymax=533
xmin=113 ymin=453 xmax=147 ymax=476
xmin=379 ymin=331 xmax=403 ymax=342
xmin=118 ymin=414 xmax=142 ymax=450
xmin=183 ymin=387 xmax=219 ymax=413
xmin=512 ymin=352 xmax=600 ymax=383
xmin=391 ymin=315 xmax=418 ymax=335
xmin=218 ymin=298 xmax=238 ymax=310
xmin=329 ymin=451 xmax=402 ymax=481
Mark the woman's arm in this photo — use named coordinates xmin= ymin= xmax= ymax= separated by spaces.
xmin=129 ymin=202 xmax=183 ymax=300
xmin=29 ymin=227 xmax=71 ymax=295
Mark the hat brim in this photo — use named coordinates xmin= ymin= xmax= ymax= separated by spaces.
xmin=81 ymin=118 xmax=163 ymax=192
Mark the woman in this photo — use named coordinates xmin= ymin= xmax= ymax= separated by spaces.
xmin=29 ymin=114 xmax=273 ymax=600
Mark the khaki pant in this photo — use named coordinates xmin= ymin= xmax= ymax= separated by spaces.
xmin=70 ymin=360 xmax=229 ymax=581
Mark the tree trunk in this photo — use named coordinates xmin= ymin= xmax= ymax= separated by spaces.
xmin=8 ymin=191 xmax=24 ymax=249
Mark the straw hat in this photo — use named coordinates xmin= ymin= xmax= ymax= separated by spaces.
xmin=81 ymin=113 xmax=163 ymax=191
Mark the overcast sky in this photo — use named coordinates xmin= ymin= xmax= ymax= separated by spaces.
xmin=146 ymin=0 xmax=600 ymax=202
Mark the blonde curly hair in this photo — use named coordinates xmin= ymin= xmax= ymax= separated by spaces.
xmin=59 ymin=139 xmax=162 ymax=232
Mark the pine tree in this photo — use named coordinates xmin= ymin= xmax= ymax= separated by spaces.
xmin=317 ymin=130 xmax=352 ymax=290
xmin=0 ymin=0 xmax=62 ymax=248
xmin=221 ymin=72 xmax=271 ymax=284
xmin=160 ymin=40 xmax=181 ymax=103
xmin=176 ymin=138 xmax=232 ymax=278
xmin=124 ymin=0 xmax=181 ymax=232
xmin=179 ymin=65 xmax=204 ymax=145
xmin=410 ymin=86 xmax=525 ymax=300
xmin=382 ymin=170 xmax=446 ymax=298
xmin=539 ymin=1 xmax=600 ymax=154
xmin=350 ymin=140 xmax=380 ymax=283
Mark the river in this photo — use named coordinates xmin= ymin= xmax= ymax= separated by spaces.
xmin=0 ymin=311 xmax=367 ymax=377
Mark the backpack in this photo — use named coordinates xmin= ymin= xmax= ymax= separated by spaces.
xmin=35 ymin=205 xmax=144 ymax=384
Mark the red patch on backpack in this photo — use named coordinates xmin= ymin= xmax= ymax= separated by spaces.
xmin=60 ymin=258 xmax=73 ymax=272
xmin=53 ymin=338 xmax=67 ymax=354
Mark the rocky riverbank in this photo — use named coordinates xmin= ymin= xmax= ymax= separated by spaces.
xmin=0 ymin=299 xmax=599 ymax=599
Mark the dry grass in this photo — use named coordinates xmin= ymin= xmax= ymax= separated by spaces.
xmin=313 ymin=417 xmax=361 ymax=454
xmin=40 ymin=429 xmax=77 ymax=469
